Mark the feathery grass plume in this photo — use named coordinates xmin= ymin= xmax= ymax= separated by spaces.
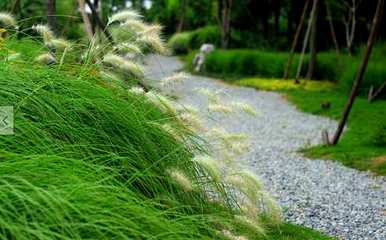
xmin=103 ymin=53 xmax=144 ymax=78
xmin=128 ymin=86 xmax=145 ymax=95
xmin=219 ymin=229 xmax=249 ymax=240
xmin=178 ymin=112 xmax=204 ymax=131
xmin=196 ymin=88 xmax=220 ymax=103
xmin=226 ymin=170 xmax=262 ymax=201
xmin=138 ymin=34 xmax=167 ymax=55
xmin=177 ymin=104 xmax=199 ymax=115
xmin=234 ymin=215 xmax=265 ymax=235
xmin=161 ymin=72 xmax=188 ymax=87
xmin=120 ymin=19 xmax=147 ymax=32
xmin=232 ymin=101 xmax=257 ymax=116
xmin=145 ymin=91 xmax=176 ymax=114
xmin=208 ymin=127 xmax=248 ymax=143
xmin=35 ymin=53 xmax=56 ymax=65
xmin=168 ymin=169 xmax=193 ymax=192
xmin=114 ymin=42 xmax=143 ymax=55
xmin=227 ymin=142 xmax=251 ymax=155
xmin=160 ymin=123 xmax=183 ymax=141
xmin=260 ymin=192 xmax=282 ymax=224
xmin=141 ymin=23 xmax=163 ymax=36
xmin=48 ymin=38 xmax=71 ymax=50
xmin=0 ymin=12 xmax=17 ymax=28
xmin=208 ymin=104 xmax=233 ymax=114
xmin=108 ymin=9 xmax=142 ymax=25
xmin=193 ymin=155 xmax=221 ymax=182
xmin=32 ymin=24 xmax=54 ymax=42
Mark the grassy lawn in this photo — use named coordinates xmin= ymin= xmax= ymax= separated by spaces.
xmin=236 ymin=78 xmax=386 ymax=175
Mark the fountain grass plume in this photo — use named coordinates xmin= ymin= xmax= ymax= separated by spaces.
xmin=120 ymin=19 xmax=147 ymax=32
xmin=231 ymin=101 xmax=257 ymax=116
xmin=178 ymin=112 xmax=205 ymax=131
xmin=128 ymin=86 xmax=145 ymax=95
xmin=219 ymin=229 xmax=249 ymax=240
xmin=234 ymin=215 xmax=265 ymax=236
xmin=193 ymin=155 xmax=222 ymax=183
xmin=32 ymin=24 xmax=54 ymax=42
xmin=145 ymin=91 xmax=177 ymax=114
xmin=168 ymin=169 xmax=194 ymax=192
xmin=161 ymin=72 xmax=189 ymax=87
xmin=103 ymin=53 xmax=144 ymax=78
xmin=208 ymin=104 xmax=234 ymax=114
xmin=0 ymin=12 xmax=17 ymax=28
xmin=114 ymin=42 xmax=143 ymax=55
xmin=48 ymin=38 xmax=71 ymax=50
xmin=138 ymin=34 xmax=167 ymax=55
xmin=108 ymin=9 xmax=142 ymax=25
xmin=35 ymin=53 xmax=56 ymax=65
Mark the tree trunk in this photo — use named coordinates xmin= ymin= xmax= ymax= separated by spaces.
xmin=78 ymin=0 xmax=94 ymax=40
xmin=331 ymin=0 xmax=384 ymax=145
xmin=305 ymin=0 xmax=320 ymax=80
xmin=85 ymin=0 xmax=114 ymax=43
xmin=220 ymin=0 xmax=233 ymax=49
xmin=47 ymin=0 xmax=56 ymax=32
xmin=326 ymin=1 xmax=340 ymax=58
xmin=177 ymin=0 xmax=187 ymax=33
xmin=283 ymin=0 xmax=310 ymax=79
xmin=11 ymin=0 xmax=21 ymax=14
xmin=295 ymin=0 xmax=318 ymax=83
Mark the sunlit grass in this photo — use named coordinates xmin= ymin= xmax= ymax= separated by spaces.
xmin=235 ymin=78 xmax=336 ymax=91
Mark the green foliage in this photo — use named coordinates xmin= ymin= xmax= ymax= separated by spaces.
xmin=168 ymin=26 xmax=220 ymax=54
xmin=187 ymin=49 xmax=386 ymax=96
xmin=286 ymin=91 xmax=386 ymax=175
xmin=168 ymin=32 xmax=193 ymax=54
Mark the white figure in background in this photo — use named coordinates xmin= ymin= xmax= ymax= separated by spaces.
xmin=193 ymin=44 xmax=215 ymax=72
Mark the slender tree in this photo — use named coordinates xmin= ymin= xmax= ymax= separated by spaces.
xmin=47 ymin=0 xmax=57 ymax=32
xmin=295 ymin=0 xmax=319 ymax=83
xmin=176 ymin=0 xmax=187 ymax=33
xmin=326 ymin=0 xmax=340 ymax=58
xmin=283 ymin=0 xmax=310 ymax=80
xmin=331 ymin=0 xmax=384 ymax=145
xmin=343 ymin=0 xmax=362 ymax=55
xmin=78 ymin=0 xmax=94 ymax=41
xmin=85 ymin=0 xmax=114 ymax=43
xmin=217 ymin=0 xmax=233 ymax=49
xmin=305 ymin=0 xmax=320 ymax=79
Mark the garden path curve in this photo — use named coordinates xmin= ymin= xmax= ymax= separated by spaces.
xmin=145 ymin=55 xmax=386 ymax=240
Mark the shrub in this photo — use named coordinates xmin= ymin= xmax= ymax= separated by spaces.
xmin=168 ymin=32 xmax=193 ymax=54
xmin=191 ymin=49 xmax=385 ymax=96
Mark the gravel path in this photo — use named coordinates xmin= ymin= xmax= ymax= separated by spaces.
xmin=145 ymin=55 xmax=386 ymax=240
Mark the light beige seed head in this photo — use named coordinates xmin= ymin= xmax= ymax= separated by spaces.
xmin=48 ymin=38 xmax=71 ymax=50
xmin=208 ymin=104 xmax=233 ymax=114
xmin=32 ymin=24 xmax=54 ymax=42
xmin=138 ymin=34 xmax=167 ymax=55
xmin=128 ymin=86 xmax=145 ymax=95
xmin=234 ymin=215 xmax=265 ymax=235
xmin=232 ymin=101 xmax=257 ymax=116
xmin=193 ymin=155 xmax=221 ymax=182
xmin=35 ymin=53 xmax=56 ymax=65
xmin=120 ymin=19 xmax=147 ymax=32
xmin=168 ymin=169 xmax=193 ymax=192
xmin=0 ymin=12 xmax=17 ymax=28
xmin=178 ymin=113 xmax=204 ymax=131
xmin=103 ymin=53 xmax=144 ymax=78
xmin=161 ymin=72 xmax=188 ymax=87
xmin=108 ymin=10 xmax=142 ymax=25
